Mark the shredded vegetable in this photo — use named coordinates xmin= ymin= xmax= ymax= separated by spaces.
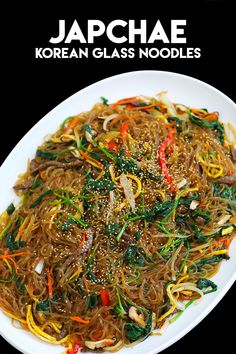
xmin=0 ymin=93 xmax=235 ymax=352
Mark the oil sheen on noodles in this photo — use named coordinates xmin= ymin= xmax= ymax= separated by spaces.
xmin=0 ymin=93 xmax=236 ymax=353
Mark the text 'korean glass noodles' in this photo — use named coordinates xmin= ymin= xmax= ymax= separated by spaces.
xmin=0 ymin=93 xmax=236 ymax=353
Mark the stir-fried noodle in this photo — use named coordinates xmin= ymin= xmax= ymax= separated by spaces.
xmin=0 ymin=93 xmax=235 ymax=352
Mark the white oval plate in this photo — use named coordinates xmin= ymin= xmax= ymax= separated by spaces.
xmin=0 ymin=71 xmax=236 ymax=354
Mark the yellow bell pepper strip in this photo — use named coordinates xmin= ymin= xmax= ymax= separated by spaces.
xmin=198 ymin=152 xmax=223 ymax=178
xmin=26 ymin=305 xmax=69 ymax=344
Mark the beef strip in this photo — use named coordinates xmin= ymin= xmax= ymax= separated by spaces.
xmin=13 ymin=177 xmax=33 ymax=191
xmin=231 ymin=147 xmax=236 ymax=162
xmin=30 ymin=159 xmax=82 ymax=174
xmin=217 ymin=175 xmax=236 ymax=186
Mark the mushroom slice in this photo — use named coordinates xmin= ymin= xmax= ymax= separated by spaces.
xmin=128 ymin=306 xmax=146 ymax=327
xmin=85 ymin=338 xmax=116 ymax=350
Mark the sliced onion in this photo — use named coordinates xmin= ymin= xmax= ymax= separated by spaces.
xmin=176 ymin=178 xmax=187 ymax=189
xmin=34 ymin=259 xmax=45 ymax=274
xmin=151 ymin=312 xmax=157 ymax=331
xmin=152 ymin=318 xmax=171 ymax=335
xmin=81 ymin=228 xmax=93 ymax=253
xmin=103 ymin=114 xmax=118 ymax=131
xmin=190 ymin=200 xmax=200 ymax=210
xmin=109 ymin=190 xmax=115 ymax=206
xmin=105 ymin=340 xmax=123 ymax=352
xmin=217 ymin=214 xmax=231 ymax=226
xmin=120 ymin=174 xmax=135 ymax=211
xmin=85 ymin=130 xmax=95 ymax=144
xmin=157 ymin=91 xmax=177 ymax=117
xmin=176 ymin=301 xmax=185 ymax=311
xmin=71 ymin=150 xmax=81 ymax=158
xmin=85 ymin=339 xmax=115 ymax=350
xmin=106 ymin=191 xmax=115 ymax=223
xmin=175 ymin=104 xmax=188 ymax=112
xmin=172 ymin=283 xmax=204 ymax=298
xmin=230 ymin=215 xmax=236 ymax=226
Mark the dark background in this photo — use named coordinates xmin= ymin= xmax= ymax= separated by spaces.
xmin=1 ymin=1 xmax=235 ymax=353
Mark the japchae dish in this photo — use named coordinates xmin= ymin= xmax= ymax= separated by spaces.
xmin=0 ymin=93 xmax=236 ymax=353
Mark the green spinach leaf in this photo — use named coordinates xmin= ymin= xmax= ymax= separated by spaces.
xmin=29 ymin=189 xmax=54 ymax=208
xmin=100 ymin=96 xmax=109 ymax=105
xmin=6 ymin=203 xmax=15 ymax=215
xmin=197 ymin=278 xmax=218 ymax=294
xmin=5 ymin=233 xmax=25 ymax=251
xmin=36 ymin=299 xmax=50 ymax=312
xmin=87 ymin=293 xmax=99 ymax=309
xmin=189 ymin=114 xmax=225 ymax=143
xmin=116 ymin=150 xmax=140 ymax=176
xmin=124 ymin=311 xmax=152 ymax=342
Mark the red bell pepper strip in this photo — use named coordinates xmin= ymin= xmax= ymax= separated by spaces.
xmin=107 ymin=122 xmax=129 ymax=151
xmin=158 ymin=129 xmax=177 ymax=194
xmin=66 ymin=343 xmax=80 ymax=354
xmin=108 ymin=140 xmax=118 ymax=150
xmin=119 ymin=122 xmax=129 ymax=137
xmin=47 ymin=268 xmax=53 ymax=300
xmin=66 ymin=336 xmax=83 ymax=354
xmin=100 ymin=289 xmax=110 ymax=306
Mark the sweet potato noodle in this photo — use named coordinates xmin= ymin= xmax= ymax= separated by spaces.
xmin=0 ymin=93 xmax=236 ymax=353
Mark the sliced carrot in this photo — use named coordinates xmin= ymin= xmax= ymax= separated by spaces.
xmin=119 ymin=122 xmax=129 ymax=136
xmin=17 ymin=223 xmax=25 ymax=238
xmin=79 ymin=233 xmax=86 ymax=248
xmin=225 ymin=238 xmax=233 ymax=249
xmin=80 ymin=151 xmax=104 ymax=169
xmin=39 ymin=170 xmax=46 ymax=180
xmin=0 ymin=252 xmax=30 ymax=259
xmin=70 ymin=316 xmax=90 ymax=324
xmin=179 ymin=293 xmax=200 ymax=301
xmin=88 ymin=195 xmax=109 ymax=203
xmin=20 ymin=322 xmax=29 ymax=330
xmin=109 ymin=114 xmax=129 ymax=127
xmin=9 ymin=258 xmax=18 ymax=272
xmin=91 ymin=333 xmax=103 ymax=341
xmin=125 ymin=103 xmax=136 ymax=110
xmin=191 ymin=109 xmax=207 ymax=117
xmin=2 ymin=257 xmax=18 ymax=273
xmin=127 ymin=104 xmax=157 ymax=111
xmin=31 ymin=256 xmax=43 ymax=269
xmin=47 ymin=267 xmax=53 ymax=299
xmin=210 ymin=237 xmax=233 ymax=250
xmin=64 ymin=116 xmax=80 ymax=134
xmin=191 ymin=109 xmax=218 ymax=121
xmin=206 ymin=112 xmax=219 ymax=122
xmin=111 ymin=96 xmax=140 ymax=106
xmin=166 ymin=121 xmax=176 ymax=129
